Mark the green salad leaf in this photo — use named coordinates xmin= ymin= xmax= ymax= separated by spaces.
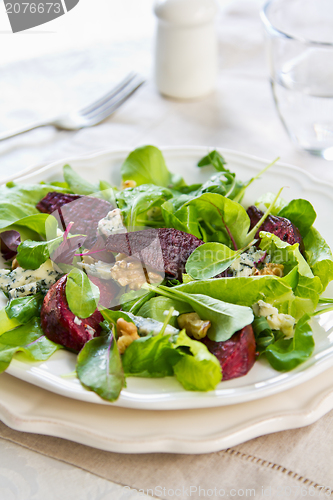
xmin=122 ymin=333 xmax=180 ymax=378
xmin=277 ymin=199 xmax=316 ymax=238
xmin=121 ymin=145 xmax=185 ymax=189
xmin=116 ymin=184 xmax=173 ymax=228
xmin=170 ymin=193 xmax=250 ymax=248
xmin=76 ymin=327 xmax=125 ymax=402
xmin=0 ymin=318 xmax=62 ymax=373
xmin=185 ymin=242 xmax=241 ymax=280
xmin=147 ymin=284 xmax=254 ymax=342
xmin=255 ymin=192 xmax=287 ymax=215
xmin=173 ymin=330 xmax=222 ymax=391
xmin=303 ymin=227 xmax=333 ymax=290
xmin=16 ymin=236 xmax=61 ymax=270
xmin=197 ymin=150 xmax=227 ymax=171
xmin=265 ymin=314 xmax=314 ymax=371
xmin=100 ymin=308 xmax=134 ymax=330
xmin=122 ymin=329 xmax=222 ymax=391
xmin=0 ymin=213 xmax=58 ymax=242
xmin=138 ymin=296 xmax=192 ymax=328
xmin=259 ymin=231 xmax=313 ymax=278
xmin=65 ymin=269 xmax=100 ymax=318
xmin=0 ymin=308 xmax=21 ymax=336
xmin=63 ymin=164 xmax=98 ymax=195
xmin=5 ymin=294 xmax=43 ymax=324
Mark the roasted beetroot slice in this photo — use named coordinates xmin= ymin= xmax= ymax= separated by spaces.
xmin=36 ymin=192 xmax=82 ymax=213
xmin=247 ymin=205 xmax=304 ymax=252
xmin=40 ymin=275 xmax=103 ymax=353
xmin=89 ymin=276 xmax=119 ymax=308
xmin=105 ymin=228 xmax=204 ymax=280
xmin=43 ymin=196 xmax=113 ymax=248
xmin=201 ymin=325 xmax=256 ymax=380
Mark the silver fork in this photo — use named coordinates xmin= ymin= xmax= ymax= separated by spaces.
xmin=0 ymin=73 xmax=145 ymax=142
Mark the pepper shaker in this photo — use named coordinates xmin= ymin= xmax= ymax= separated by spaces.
xmin=154 ymin=0 xmax=218 ymax=100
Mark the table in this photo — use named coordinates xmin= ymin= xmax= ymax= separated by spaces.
xmin=0 ymin=1 xmax=332 ymax=498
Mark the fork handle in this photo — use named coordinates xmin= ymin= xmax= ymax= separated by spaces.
xmin=0 ymin=120 xmax=50 ymax=141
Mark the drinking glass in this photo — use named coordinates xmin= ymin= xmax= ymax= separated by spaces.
xmin=261 ymin=0 xmax=333 ymax=159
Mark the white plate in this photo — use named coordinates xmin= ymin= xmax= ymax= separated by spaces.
xmin=1 ymin=367 xmax=333 ymax=453
xmin=3 ymin=147 xmax=333 ymax=410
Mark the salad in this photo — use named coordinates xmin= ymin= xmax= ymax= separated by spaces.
xmin=0 ymin=145 xmax=333 ymax=402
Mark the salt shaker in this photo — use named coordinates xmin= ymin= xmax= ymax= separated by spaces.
xmin=154 ymin=0 xmax=218 ymax=99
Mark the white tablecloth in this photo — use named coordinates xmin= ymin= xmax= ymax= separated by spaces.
xmin=0 ymin=0 xmax=332 ymax=498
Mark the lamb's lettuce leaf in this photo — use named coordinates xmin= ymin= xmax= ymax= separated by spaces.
xmin=185 ymin=242 xmax=239 ymax=280
xmin=65 ymin=269 xmax=100 ymax=318
xmin=76 ymin=327 xmax=125 ymax=402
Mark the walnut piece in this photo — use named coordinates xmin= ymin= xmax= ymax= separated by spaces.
xmin=11 ymin=258 xmax=19 ymax=270
xmin=252 ymin=262 xmax=284 ymax=277
xmin=177 ymin=312 xmax=211 ymax=340
xmin=116 ymin=317 xmax=140 ymax=354
xmin=110 ymin=257 xmax=163 ymax=290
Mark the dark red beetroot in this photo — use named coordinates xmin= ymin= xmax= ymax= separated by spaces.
xmin=247 ymin=205 xmax=304 ymax=253
xmin=36 ymin=192 xmax=82 ymax=214
xmin=201 ymin=325 xmax=256 ymax=380
xmin=37 ymin=192 xmax=113 ymax=248
xmin=105 ymin=228 xmax=204 ymax=280
xmin=89 ymin=276 xmax=119 ymax=308
xmin=41 ymin=275 xmax=103 ymax=352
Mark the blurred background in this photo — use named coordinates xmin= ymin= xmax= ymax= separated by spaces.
xmin=0 ymin=0 xmax=331 ymax=181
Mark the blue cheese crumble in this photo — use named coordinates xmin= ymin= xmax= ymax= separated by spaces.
xmin=252 ymin=300 xmax=295 ymax=338
xmin=98 ymin=208 xmax=127 ymax=238
xmin=230 ymin=247 xmax=268 ymax=277
xmin=0 ymin=259 xmax=62 ymax=299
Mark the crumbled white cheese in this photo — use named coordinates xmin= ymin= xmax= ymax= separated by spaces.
xmin=229 ymin=247 xmax=267 ymax=277
xmin=85 ymin=325 xmax=96 ymax=338
xmin=0 ymin=259 xmax=62 ymax=299
xmin=74 ymin=316 xmax=82 ymax=326
xmin=252 ymin=300 xmax=278 ymax=317
xmin=78 ymin=260 xmax=113 ymax=280
xmin=252 ymin=300 xmax=296 ymax=338
xmin=98 ymin=208 xmax=127 ymax=238
xmin=266 ymin=313 xmax=295 ymax=338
